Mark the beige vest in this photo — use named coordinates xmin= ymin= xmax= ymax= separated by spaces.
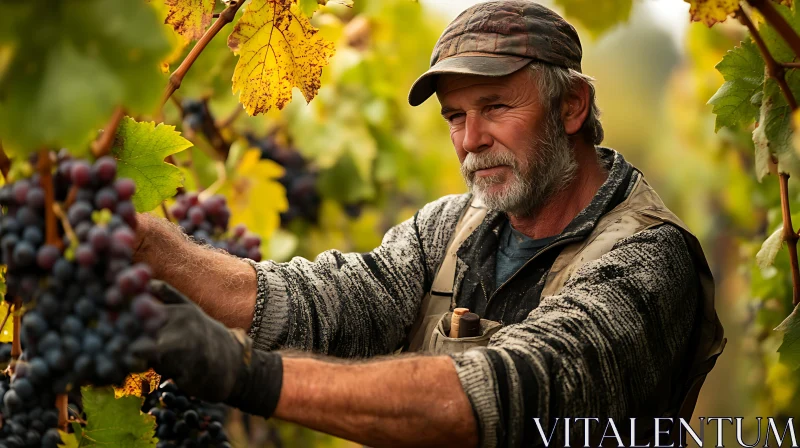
xmin=407 ymin=175 xmax=726 ymax=438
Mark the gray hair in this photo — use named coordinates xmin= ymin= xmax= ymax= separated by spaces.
xmin=527 ymin=62 xmax=604 ymax=145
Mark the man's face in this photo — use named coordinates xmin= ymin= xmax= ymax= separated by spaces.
xmin=436 ymin=67 xmax=576 ymax=217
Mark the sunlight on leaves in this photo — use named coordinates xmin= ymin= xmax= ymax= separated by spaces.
xmin=221 ymin=149 xmax=288 ymax=241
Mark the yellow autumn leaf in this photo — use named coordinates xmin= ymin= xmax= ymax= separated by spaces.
xmin=164 ymin=0 xmax=216 ymax=42
xmin=228 ymin=0 xmax=336 ymax=115
xmin=221 ymin=149 xmax=288 ymax=242
xmin=684 ymin=0 xmax=739 ymax=26
xmin=113 ymin=369 xmax=162 ymax=398
xmin=149 ymin=0 xmax=192 ymax=73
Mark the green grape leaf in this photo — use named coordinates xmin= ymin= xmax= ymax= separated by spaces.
xmin=752 ymin=75 xmax=800 ymax=179
xmin=0 ymin=0 xmax=174 ymax=159
xmin=111 ymin=117 xmax=192 ymax=212
xmin=554 ymin=0 xmax=633 ymax=37
xmin=776 ymin=305 xmax=800 ymax=370
xmin=70 ymin=386 xmax=156 ymax=447
xmin=756 ymin=226 xmax=784 ymax=270
xmin=164 ymin=0 xmax=217 ymax=42
xmin=762 ymin=2 xmax=800 ymax=64
xmin=708 ymin=39 xmax=765 ymax=131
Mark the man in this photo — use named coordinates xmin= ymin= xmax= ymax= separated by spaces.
xmin=137 ymin=2 xmax=726 ymax=447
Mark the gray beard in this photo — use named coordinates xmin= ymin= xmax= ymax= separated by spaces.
xmin=460 ymin=110 xmax=578 ymax=217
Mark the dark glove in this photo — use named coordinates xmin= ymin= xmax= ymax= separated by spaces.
xmin=149 ymin=280 xmax=283 ymax=417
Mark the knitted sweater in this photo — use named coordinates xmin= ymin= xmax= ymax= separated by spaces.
xmin=247 ymin=148 xmax=700 ymax=448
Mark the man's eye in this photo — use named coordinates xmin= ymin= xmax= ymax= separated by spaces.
xmin=446 ymin=113 xmax=465 ymax=123
xmin=488 ymin=104 xmax=508 ymax=111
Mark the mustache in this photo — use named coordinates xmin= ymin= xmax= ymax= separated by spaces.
xmin=460 ymin=151 xmax=519 ymax=177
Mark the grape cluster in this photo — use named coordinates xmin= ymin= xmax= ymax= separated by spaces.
xmin=170 ymin=193 xmax=262 ymax=262
xmin=143 ymin=381 xmax=230 ymax=448
xmin=0 ymin=155 xmax=165 ymax=395
xmin=0 ymin=345 xmax=62 ymax=448
xmin=248 ymin=135 xmax=323 ymax=226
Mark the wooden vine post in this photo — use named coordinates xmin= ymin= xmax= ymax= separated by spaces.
xmin=740 ymin=1 xmax=800 ymax=306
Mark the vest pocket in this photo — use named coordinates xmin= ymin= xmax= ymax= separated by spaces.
xmin=427 ymin=312 xmax=503 ymax=355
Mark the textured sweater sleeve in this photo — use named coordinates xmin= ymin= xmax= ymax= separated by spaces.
xmin=450 ymin=224 xmax=700 ymax=448
xmin=246 ymin=194 xmax=470 ymax=357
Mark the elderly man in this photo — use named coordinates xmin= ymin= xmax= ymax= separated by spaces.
xmin=137 ymin=1 xmax=726 ymax=447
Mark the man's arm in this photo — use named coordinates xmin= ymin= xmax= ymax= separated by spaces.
xmin=134 ymin=213 xmax=257 ymax=330
xmin=137 ymin=194 xmax=471 ymax=357
xmin=275 ymin=356 xmax=478 ymax=448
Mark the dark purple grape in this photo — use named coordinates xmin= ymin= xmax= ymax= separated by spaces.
xmin=114 ymin=178 xmax=136 ymax=201
xmin=92 ymin=156 xmax=117 ymax=185
xmin=116 ymin=270 xmax=143 ymax=296
xmin=187 ymin=206 xmax=205 ymax=226
xmin=116 ymin=201 xmax=136 ymax=228
xmin=88 ymin=226 xmax=110 ymax=251
xmin=13 ymin=241 xmax=36 ymax=267
xmin=12 ymin=180 xmax=30 ymax=204
xmin=70 ymin=161 xmax=91 ymax=187
xmin=242 ymin=234 xmax=260 ymax=250
xmin=16 ymin=206 xmax=40 ymax=227
xmin=94 ymin=187 xmax=118 ymax=210
xmin=111 ymin=227 xmax=135 ymax=248
xmin=75 ymin=244 xmax=96 ymax=266
xmin=25 ymin=187 xmax=45 ymax=209
xmin=68 ymin=201 xmax=92 ymax=226
xmin=247 ymin=247 xmax=262 ymax=262
xmin=132 ymin=294 xmax=165 ymax=322
xmin=22 ymin=226 xmax=43 ymax=246
xmin=170 ymin=203 xmax=187 ymax=220
xmin=36 ymin=245 xmax=60 ymax=270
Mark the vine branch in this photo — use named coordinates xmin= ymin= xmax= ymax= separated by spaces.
xmin=739 ymin=7 xmax=797 ymax=108
xmin=740 ymin=5 xmax=800 ymax=306
xmin=161 ymin=0 xmax=244 ymax=108
xmin=748 ymin=0 xmax=800 ymax=60
xmin=91 ymin=107 xmax=125 ymax=159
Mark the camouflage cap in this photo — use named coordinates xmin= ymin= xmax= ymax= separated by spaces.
xmin=408 ymin=0 xmax=582 ymax=106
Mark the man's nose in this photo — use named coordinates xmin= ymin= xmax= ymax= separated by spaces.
xmin=461 ymin=114 xmax=493 ymax=153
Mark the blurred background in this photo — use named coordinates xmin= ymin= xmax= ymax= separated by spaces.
xmin=164 ymin=0 xmax=794 ymax=445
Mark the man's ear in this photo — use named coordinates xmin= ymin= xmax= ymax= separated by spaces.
xmin=560 ymin=81 xmax=590 ymax=136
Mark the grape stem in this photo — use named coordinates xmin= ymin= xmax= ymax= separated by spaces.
xmin=37 ymin=150 xmax=63 ymax=249
xmin=161 ymin=0 xmax=245 ymax=108
xmin=0 ymin=141 xmax=10 ymax=182
xmin=161 ymin=201 xmax=175 ymax=223
xmin=52 ymin=203 xmax=79 ymax=247
xmin=739 ymin=5 xmax=800 ymax=306
xmin=91 ymin=106 xmax=125 ymax=159
xmin=56 ymin=394 xmax=68 ymax=431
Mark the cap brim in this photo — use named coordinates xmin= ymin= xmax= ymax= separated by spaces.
xmin=407 ymin=54 xmax=531 ymax=106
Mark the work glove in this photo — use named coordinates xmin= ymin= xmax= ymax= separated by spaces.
xmin=149 ymin=280 xmax=283 ymax=417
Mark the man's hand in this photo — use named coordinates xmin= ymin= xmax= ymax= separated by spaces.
xmin=149 ymin=280 xmax=249 ymax=402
